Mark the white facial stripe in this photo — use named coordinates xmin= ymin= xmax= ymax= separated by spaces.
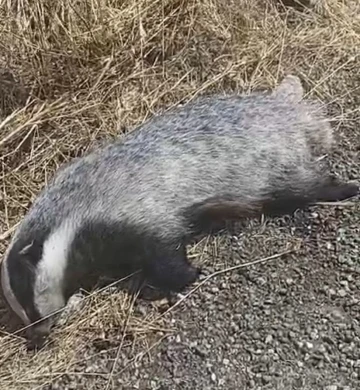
xmin=1 ymin=256 xmax=31 ymax=325
xmin=34 ymin=220 xmax=77 ymax=318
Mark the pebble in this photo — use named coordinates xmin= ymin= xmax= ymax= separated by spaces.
xmin=253 ymin=332 xmax=261 ymax=340
xmin=262 ymin=375 xmax=272 ymax=384
xmin=325 ymin=385 xmax=338 ymax=390
xmin=329 ymin=288 xmax=336 ymax=296
xmin=279 ymin=288 xmax=287 ymax=296
xmin=338 ymin=289 xmax=347 ymax=297
xmin=289 ymin=331 xmax=296 ymax=339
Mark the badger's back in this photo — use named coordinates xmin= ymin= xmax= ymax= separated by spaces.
xmin=12 ymin=76 xmax=331 ymax=252
xmin=26 ymin=93 xmax=326 ymax=239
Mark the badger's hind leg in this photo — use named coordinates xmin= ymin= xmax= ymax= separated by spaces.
xmin=183 ymin=195 xmax=263 ymax=234
xmin=311 ymin=176 xmax=359 ymax=202
xmin=262 ymin=176 xmax=359 ymax=217
xmin=182 ymin=181 xmax=359 ymax=229
xmin=261 ymin=192 xmax=313 ymax=217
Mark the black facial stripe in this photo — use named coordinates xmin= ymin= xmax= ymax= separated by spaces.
xmin=7 ymin=239 xmax=44 ymax=323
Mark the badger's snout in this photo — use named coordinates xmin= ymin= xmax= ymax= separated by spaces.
xmin=26 ymin=319 xmax=53 ymax=349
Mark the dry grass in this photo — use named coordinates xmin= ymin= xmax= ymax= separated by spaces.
xmin=0 ymin=0 xmax=359 ymax=388
xmin=0 ymin=288 xmax=172 ymax=389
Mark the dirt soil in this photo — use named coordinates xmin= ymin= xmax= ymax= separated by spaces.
xmin=0 ymin=1 xmax=359 ymax=389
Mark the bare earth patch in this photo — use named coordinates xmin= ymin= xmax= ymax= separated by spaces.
xmin=0 ymin=1 xmax=359 ymax=389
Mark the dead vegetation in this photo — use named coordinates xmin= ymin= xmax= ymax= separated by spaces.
xmin=0 ymin=0 xmax=359 ymax=389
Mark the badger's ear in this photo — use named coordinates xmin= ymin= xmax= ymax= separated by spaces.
xmin=272 ymin=75 xmax=304 ymax=103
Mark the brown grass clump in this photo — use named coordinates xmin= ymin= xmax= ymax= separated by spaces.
xmin=0 ymin=0 xmax=359 ymax=388
xmin=0 ymin=287 xmax=172 ymax=390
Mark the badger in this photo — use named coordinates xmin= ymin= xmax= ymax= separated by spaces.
xmin=1 ymin=75 xmax=358 ymax=348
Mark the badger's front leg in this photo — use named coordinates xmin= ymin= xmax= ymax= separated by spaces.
xmin=142 ymin=240 xmax=200 ymax=298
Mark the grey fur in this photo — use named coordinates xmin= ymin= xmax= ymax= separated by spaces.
xmin=18 ymin=76 xmax=333 ymax=240
xmin=1 ymin=75 xmax=358 ymax=347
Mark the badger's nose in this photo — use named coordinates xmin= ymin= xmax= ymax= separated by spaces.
xmin=26 ymin=322 xmax=51 ymax=350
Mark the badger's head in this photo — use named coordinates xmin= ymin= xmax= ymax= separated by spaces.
xmin=1 ymin=221 xmax=76 ymax=348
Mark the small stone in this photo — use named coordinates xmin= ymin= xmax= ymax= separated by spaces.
xmin=325 ymin=386 xmax=338 ymax=390
xmin=193 ymin=345 xmax=208 ymax=357
xmin=318 ymin=344 xmax=326 ymax=354
xmin=262 ymin=375 xmax=272 ymax=384
xmin=265 ymin=335 xmax=273 ymax=344
xmin=338 ymin=323 xmax=348 ymax=330
xmin=253 ymin=332 xmax=261 ymax=340
xmin=338 ymin=289 xmax=347 ymax=297
xmin=326 ymin=242 xmax=333 ymax=250
xmin=211 ymin=373 xmax=216 ymax=382
xmin=310 ymin=330 xmax=318 ymax=340
xmin=278 ymin=288 xmax=287 ymax=296
xmin=328 ymin=288 xmax=336 ymax=296
xmin=328 ymin=308 xmax=346 ymax=322
xmin=289 ymin=331 xmax=296 ymax=339
xmin=343 ymin=331 xmax=353 ymax=343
